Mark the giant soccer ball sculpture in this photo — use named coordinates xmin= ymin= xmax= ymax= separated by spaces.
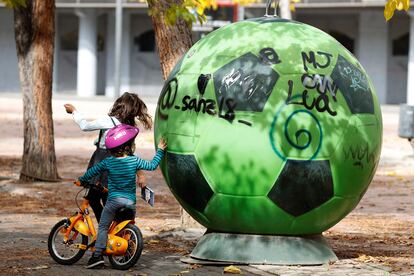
xmin=154 ymin=16 xmax=382 ymax=264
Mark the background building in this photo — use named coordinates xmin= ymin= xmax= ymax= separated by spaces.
xmin=0 ymin=0 xmax=412 ymax=104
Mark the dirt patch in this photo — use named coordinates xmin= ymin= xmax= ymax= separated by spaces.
xmin=144 ymin=237 xmax=196 ymax=255
xmin=328 ymin=225 xmax=414 ymax=273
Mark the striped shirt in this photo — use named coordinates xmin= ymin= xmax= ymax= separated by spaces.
xmin=79 ymin=149 xmax=165 ymax=202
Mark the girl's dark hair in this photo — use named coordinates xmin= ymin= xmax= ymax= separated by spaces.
xmin=108 ymin=140 xmax=135 ymax=157
xmin=108 ymin=92 xmax=152 ymax=129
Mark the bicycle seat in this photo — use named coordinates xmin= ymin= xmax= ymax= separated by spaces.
xmin=113 ymin=207 xmax=135 ymax=222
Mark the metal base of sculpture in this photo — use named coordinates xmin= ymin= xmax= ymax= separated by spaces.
xmin=182 ymin=232 xmax=337 ymax=265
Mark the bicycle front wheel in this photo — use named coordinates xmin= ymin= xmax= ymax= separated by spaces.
xmin=48 ymin=219 xmax=88 ymax=265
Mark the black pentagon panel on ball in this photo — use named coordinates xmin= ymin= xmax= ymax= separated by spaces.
xmin=331 ymin=55 xmax=374 ymax=114
xmin=213 ymin=52 xmax=279 ymax=113
xmin=267 ymin=160 xmax=334 ymax=217
xmin=166 ymin=152 xmax=214 ymax=213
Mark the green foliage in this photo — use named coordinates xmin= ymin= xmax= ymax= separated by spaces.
xmin=147 ymin=0 xmax=258 ymax=27
xmin=384 ymin=0 xmax=410 ymax=21
xmin=148 ymin=1 xmax=205 ymax=27
xmin=2 ymin=0 xmax=27 ymax=8
xmin=165 ymin=3 xmax=196 ymax=25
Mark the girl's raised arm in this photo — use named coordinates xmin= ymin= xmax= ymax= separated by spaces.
xmin=64 ymin=103 xmax=116 ymax=131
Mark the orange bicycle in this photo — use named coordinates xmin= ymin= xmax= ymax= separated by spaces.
xmin=47 ymin=181 xmax=143 ymax=270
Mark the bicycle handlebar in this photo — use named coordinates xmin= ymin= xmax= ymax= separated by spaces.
xmin=74 ymin=180 xmax=108 ymax=193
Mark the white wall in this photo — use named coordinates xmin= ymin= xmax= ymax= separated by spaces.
xmin=0 ymin=9 xmax=20 ymax=93
xmin=129 ymin=13 xmax=163 ymax=97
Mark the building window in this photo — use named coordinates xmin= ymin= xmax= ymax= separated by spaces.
xmin=134 ymin=30 xmax=156 ymax=52
xmin=204 ymin=4 xmax=237 ymax=22
xmin=97 ymin=34 xmax=105 ymax=52
xmin=60 ymin=31 xmax=78 ymax=51
xmin=393 ymin=33 xmax=409 ymax=56
xmin=329 ymin=31 xmax=354 ymax=53
xmin=60 ymin=32 xmax=105 ymax=52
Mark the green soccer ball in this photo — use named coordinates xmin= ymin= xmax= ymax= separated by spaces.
xmin=154 ymin=17 xmax=382 ymax=235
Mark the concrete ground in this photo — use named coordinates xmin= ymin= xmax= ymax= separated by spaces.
xmin=0 ymin=93 xmax=413 ymax=275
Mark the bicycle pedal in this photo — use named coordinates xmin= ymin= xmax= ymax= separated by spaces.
xmin=74 ymin=244 xmax=87 ymax=250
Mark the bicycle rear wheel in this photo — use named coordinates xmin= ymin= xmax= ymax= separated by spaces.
xmin=108 ymin=224 xmax=143 ymax=270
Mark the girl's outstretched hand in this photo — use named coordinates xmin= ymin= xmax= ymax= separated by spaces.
xmin=158 ymin=138 xmax=167 ymax=150
xmin=64 ymin=103 xmax=76 ymax=114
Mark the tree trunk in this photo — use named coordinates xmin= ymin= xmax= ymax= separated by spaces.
xmin=147 ymin=0 xmax=193 ymax=79
xmin=147 ymin=0 xmax=201 ymax=228
xmin=14 ymin=0 xmax=59 ymax=182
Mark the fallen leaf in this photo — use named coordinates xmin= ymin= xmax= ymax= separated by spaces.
xmin=397 ymin=176 xmax=407 ymax=182
xmin=224 ymin=265 xmax=241 ymax=274
xmin=189 ymin=264 xmax=202 ymax=270
xmin=25 ymin=265 xmax=49 ymax=270
xmin=385 ymin=171 xmax=397 ymax=176
xmin=147 ymin=239 xmax=160 ymax=244
xmin=356 ymin=254 xmax=376 ymax=263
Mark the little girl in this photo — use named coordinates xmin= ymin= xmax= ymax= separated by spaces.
xmin=78 ymin=124 xmax=167 ymax=269
xmin=64 ymin=92 xmax=152 ymax=222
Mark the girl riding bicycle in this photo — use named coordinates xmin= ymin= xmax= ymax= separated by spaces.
xmin=78 ymin=124 xmax=167 ymax=268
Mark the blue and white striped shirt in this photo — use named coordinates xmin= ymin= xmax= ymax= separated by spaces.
xmin=79 ymin=149 xmax=165 ymax=202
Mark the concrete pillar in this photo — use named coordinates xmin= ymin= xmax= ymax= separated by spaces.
xmin=105 ymin=10 xmax=130 ymax=98
xmin=76 ymin=9 xmax=98 ymax=97
xmin=406 ymin=13 xmax=414 ymax=105
xmin=279 ymin=0 xmax=292 ymax=19
xmin=237 ymin=5 xmax=245 ymax=21
xmin=105 ymin=11 xmax=115 ymax=98
xmin=357 ymin=11 xmax=388 ymax=104
xmin=120 ymin=11 xmax=131 ymax=95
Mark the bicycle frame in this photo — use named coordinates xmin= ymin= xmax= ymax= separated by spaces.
xmin=64 ymin=198 xmax=96 ymax=249
xmin=64 ymin=195 xmax=134 ymax=255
